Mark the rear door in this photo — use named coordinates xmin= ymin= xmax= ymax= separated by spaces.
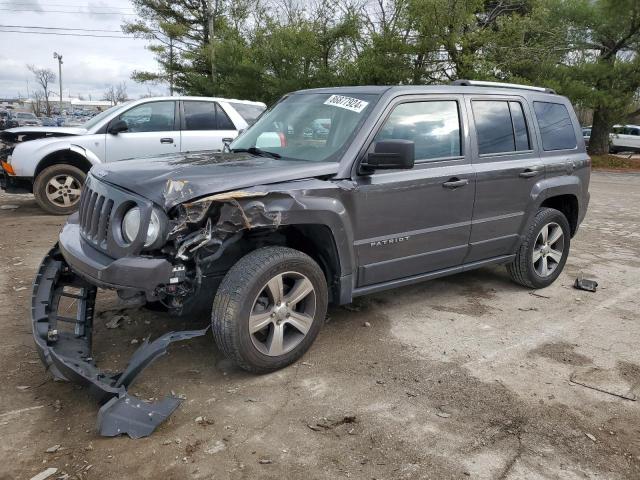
xmin=180 ymin=101 xmax=238 ymax=153
xmin=104 ymin=100 xmax=179 ymax=162
xmin=465 ymin=95 xmax=542 ymax=262
xmin=349 ymin=95 xmax=476 ymax=287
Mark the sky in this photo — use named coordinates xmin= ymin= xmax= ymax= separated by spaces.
xmin=0 ymin=0 xmax=165 ymax=100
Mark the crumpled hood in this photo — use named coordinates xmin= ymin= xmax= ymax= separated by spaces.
xmin=91 ymin=150 xmax=340 ymax=209
xmin=0 ymin=126 xmax=86 ymax=143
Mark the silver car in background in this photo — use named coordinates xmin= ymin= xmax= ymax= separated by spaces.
xmin=0 ymin=96 xmax=266 ymax=214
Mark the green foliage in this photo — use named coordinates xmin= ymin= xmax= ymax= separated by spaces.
xmin=125 ymin=0 xmax=640 ymax=152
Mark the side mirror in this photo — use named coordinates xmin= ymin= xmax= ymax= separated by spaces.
xmin=108 ymin=119 xmax=128 ymax=135
xmin=360 ymin=139 xmax=415 ymax=173
xmin=222 ymin=137 xmax=234 ymax=153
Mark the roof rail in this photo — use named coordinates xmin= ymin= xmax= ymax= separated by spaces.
xmin=451 ymin=79 xmax=556 ymax=94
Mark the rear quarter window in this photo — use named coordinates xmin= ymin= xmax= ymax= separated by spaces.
xmin=533 ymin=102 xmax=577 ymax=151
xmin=229 ymin=102 xmax=266 ymax=125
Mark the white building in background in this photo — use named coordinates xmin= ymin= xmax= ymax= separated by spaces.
xmin=23 ymin=97 xmax=113 ymax=113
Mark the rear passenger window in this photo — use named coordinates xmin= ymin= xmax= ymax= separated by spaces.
xmin=533 ymin=102 xmax=577 ymax=151
xmin=183 ymin=101 xmax=237 ymax=131
xmin=374 ymin=101 xmax=461 ymax=161
xmin=472 ymin=100 xmax=531 ymax=155
xmin=183 ymin=101 xmax=216 ymax=130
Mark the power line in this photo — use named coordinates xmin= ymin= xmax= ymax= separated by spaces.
xmin=0 ymin=8 xmax=138 ymax=15
xmin=0 ymin=29 xmax=131 ymax=38
xmin=0 ymin=24 xmax=122 ymax=32
xmin=0 ymin=2 xmax=135 ymax=10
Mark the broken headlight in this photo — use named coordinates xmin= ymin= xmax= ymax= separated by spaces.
xmin=122 ymin=207 xmax=162 ymax=248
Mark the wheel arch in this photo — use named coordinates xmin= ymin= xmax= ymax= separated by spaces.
xmin=34 ymin=146 xmax=96 ymax=179
xmin=539 ymin=194 xmax=579 ymax=236
xmin=530 ymin=177 xmax=583 ymax=238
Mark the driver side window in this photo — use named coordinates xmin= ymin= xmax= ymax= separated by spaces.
xmin=119 ymin=101 xmax=175 ymax=133
xmin=375 ymin=101 xmax=461 ymax=161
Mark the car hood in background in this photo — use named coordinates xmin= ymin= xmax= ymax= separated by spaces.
xmin=0 ymin=126 xmax=87 ymax=143
xmin=91 ymin=151 xmax=340 ymax=209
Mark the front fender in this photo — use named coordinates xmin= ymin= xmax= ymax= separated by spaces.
xmin=187 ymin=179 xmax=357 ymax=303
xmin=12 ymin=137 xmax=102 ymax=177
xmin=69 ymin=144 xmax=102 ymax=165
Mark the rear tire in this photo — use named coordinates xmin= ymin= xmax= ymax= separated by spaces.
xmin=212 ymin=246 xmax=328 ymax=373
xmin=33 ymin=164 xmax=85 ymax=215
xmin=507 ymin=208 xmax=571 ymax=289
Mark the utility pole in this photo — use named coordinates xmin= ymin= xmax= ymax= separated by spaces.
xmin=169 ymin=36 xmax=174 ymax=96
xmin=53 ymin=52 xmax=63 ymax=113
xmin=208 ymin=0 xmax=216 ymax=90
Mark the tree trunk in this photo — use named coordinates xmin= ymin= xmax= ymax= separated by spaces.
xmin=588 ymin=106 xmax=613 ymax=156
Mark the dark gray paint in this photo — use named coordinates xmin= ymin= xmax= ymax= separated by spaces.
xmin=61 ymin=84 xmax=590 ymax=303
xmin=32 ymin=83 xmax=591 ymax=438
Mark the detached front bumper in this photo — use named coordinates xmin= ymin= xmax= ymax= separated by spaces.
xmin=31 ymin=246 xmax=209 ymax=438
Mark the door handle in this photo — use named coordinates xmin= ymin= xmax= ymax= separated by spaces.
xmin=160 ymin=137 xmax=174 ymax=144
xmin=442 ymin=178 xmax=469 ymax=189
xmin=519 ymin=168 xmax=539 ymax=178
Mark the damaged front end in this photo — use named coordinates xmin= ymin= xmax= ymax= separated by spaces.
xmin=32 ymin=247 xmax=210 ymax=438
xmin=31 ymin=175 xmax=286 ymax=438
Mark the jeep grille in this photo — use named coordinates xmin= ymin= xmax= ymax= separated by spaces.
xmin=78 ymin=175 xmax=153 ymax=258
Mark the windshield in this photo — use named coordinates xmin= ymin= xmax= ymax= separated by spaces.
xmin=83 ymin=103 xmax=129 ymax=130
xmin=17 ymin=113 xmax=36 ymax=119
xmin=230 ymin=93 xmax=379 ymax=162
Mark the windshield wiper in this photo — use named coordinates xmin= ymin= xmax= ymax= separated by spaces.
xmin=231 ymin=147 xmax=281 ymax=159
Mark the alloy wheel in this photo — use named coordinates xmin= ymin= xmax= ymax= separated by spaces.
xmin=532 ymin=222 xmax=564 ymax=277
xmin=45 ymin=175 xmax=82 ymax=208
xmin=249 ymin=271 xmax=317 ymax=357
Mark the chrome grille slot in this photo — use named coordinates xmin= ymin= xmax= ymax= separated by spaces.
xmin=79 ymin=185 xmax=90 ymax=227
xmin=97 ymin=199 xmax=114 ymax=246
xmin=90 ymin=195 xmax=105 ymax=238
xmin=84 ymin=192 xmax=98 ymax=233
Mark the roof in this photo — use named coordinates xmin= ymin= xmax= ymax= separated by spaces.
xmin=295 ymin=83 xmax=561 ymax=98
xmin=133 ymin=96 xmax=266 ymax=106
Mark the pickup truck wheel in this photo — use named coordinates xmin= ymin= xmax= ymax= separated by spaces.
xmin=33 ymin=164 xmax=85 ymax=215
xmin=212 ymin=246 xmax=328 ymax=373
xmin=507 ymin=207 xmax=571 ymax=289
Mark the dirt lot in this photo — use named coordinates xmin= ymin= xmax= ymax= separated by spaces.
xmin=1 ymin=171 xmax=639 ymax=480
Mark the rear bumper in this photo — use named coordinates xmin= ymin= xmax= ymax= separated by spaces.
xmin=59 ymin=214 xmax=174 ymax=294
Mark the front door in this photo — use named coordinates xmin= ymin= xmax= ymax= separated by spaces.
xmin=464 ymin=96 xmax=543 ymax=263
xmin=349 ymin=96 xmax=476 ymax=287
xmin=105 ymin=100 xmax=179 ymax=162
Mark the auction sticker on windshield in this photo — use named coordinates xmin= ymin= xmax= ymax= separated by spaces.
xmin=324 ymin=95 xmax=369 ymax=113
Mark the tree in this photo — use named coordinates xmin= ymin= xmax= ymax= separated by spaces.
xmin=476 ymin=0 xmax=640 ymax=155
xmin=32 ymin=90 xmax=45 ymax=116
xmin=27 ymin=65 xmax=55 ymax=116
xmin=103 ymin=82 xmax=129 ymax=105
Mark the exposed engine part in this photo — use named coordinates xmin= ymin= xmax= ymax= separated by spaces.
xmin=176 ymin=218 xmax=213 ymax=260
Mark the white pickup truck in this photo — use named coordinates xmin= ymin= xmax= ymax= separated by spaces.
xmin=0 ymin=96 xmax=265 ymax=214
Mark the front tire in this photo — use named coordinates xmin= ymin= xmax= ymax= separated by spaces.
xmin=33 ymin=164 xmax=85 ymax=215
xmin=507 ymin=208 xmax=571 ymax=289
xmin=212 ymin=246 xmax=328 ymax=373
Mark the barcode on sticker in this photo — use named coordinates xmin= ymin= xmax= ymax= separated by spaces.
xmin=324 ymin=95 xmax=369 ymax=113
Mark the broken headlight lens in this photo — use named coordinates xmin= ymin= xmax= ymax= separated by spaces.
xmin=122 ymin=207 xmax=161 ymax=247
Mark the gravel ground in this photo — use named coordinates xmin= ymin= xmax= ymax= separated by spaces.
xmin=1 ymin=171 xmax=639 ymax=480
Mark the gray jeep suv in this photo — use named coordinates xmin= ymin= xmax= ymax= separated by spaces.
xmin=31 ymin=81 xmax=590 ymax=437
